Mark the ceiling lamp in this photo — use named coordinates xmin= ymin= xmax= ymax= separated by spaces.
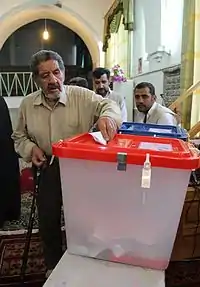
xmin=43 ymin=19 xmax=49 ymax=40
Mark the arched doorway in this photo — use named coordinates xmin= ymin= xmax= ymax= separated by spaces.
xmin=0 ymin=19 xmax=93 ymax=88
xmin=0 ymin=4 xmax=101 ymax=67
xmin=0 ymin=19 xmax=94 ymax=98
xmin=0 ymin=3 xmax=103 ymax=109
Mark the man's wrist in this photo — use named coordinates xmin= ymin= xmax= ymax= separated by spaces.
xmin=99 ymin=116 xmax=117 ymax=127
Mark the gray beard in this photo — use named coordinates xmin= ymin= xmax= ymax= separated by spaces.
xmin=42 ymin=88 xmax=62 ymax=100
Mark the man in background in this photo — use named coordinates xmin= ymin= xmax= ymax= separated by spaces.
xmin=133 ymin=82 xmax=178 ymax=125
xmin=93 ymin=67 xmax=127 ymax=122
xmin=69 ymin=77 xmax=88 ymax=88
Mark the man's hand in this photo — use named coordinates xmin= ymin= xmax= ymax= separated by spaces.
xmin=32 ymin=146 xmax=46 ymax=167
xmin=97 ymin=117 xmax=118 ymax=141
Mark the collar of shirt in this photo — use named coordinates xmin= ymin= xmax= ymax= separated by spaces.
xmin=33 ymin=86 xmax=67 ymax=106
xmin=105 ymin=88 xmax=112 ymax=98
xmin=146 ymin=102 xmax=157 ymax=119
xmin=135 ymin=102 xmax=157 ymax=122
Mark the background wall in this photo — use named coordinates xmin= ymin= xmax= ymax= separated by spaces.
xmin=132 ymin=0 xmax=183 ymax=98
xmin=0 ymin=0 xmax=115 ymax=70
xmin=0 ymin=0 xmax=113 ymax=43
xmin=133 ymin=71 xmax=164 ymax=102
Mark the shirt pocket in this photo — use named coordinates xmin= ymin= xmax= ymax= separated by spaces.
xmin=61 ymin=111 xmax=80 ymax=138
xmin=26 ymin=108 xmax=49 ymax=144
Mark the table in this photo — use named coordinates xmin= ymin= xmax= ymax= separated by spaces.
xmin=43 ymin=252 xmax=165 ymax=287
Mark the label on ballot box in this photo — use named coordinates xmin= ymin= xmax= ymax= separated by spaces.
xmin=139 ymin=142 xmax=173 ymax=151
xmin=148 ymin=128 xmax=172 ymax=134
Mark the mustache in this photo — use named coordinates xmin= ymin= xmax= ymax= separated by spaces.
xmin=137 ymin=104 xmax=146 ymax=107
xmin=97 ymin=88 xmax=107 ymax=94
xmin=48 ymin=84 xmax=60 ymax=89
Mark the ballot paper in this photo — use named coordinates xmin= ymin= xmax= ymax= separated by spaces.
xmin=89 ymin=131 xmax=107 ymax=145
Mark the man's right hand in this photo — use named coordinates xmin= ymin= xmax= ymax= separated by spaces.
xmin=32 ymin=146 xmax=46 ymax=167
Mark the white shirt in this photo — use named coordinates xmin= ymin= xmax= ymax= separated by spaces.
xmin=134 ymin=102 xmax=177 ymax=126
xmin=105 ymin=89 xmax=127 ymax=122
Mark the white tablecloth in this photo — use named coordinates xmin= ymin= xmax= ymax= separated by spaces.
xmin=43 ymin=252 xmax=165 ymax=287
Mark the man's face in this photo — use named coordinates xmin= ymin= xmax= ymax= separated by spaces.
xmin=134 ymin=87 xmax=156 ymax=113
xmin=36 ymin=59 xmax=65 ymax=101
xmin=93 ymin=73 xmax=110 ymax=97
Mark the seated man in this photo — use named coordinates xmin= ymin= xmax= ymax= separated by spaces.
xmin=133 ymin=82 xmax=178 ymax=125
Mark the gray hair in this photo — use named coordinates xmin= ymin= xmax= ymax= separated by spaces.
xmin=30 ymin=50 xmax=65 ymax=77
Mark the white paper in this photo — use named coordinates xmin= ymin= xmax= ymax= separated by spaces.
xmin=149 ymin=128 xmax=172 ymax=134
xmin=89 ymin=131 xmax=107 ymax=145
xmin=139 ymin=142 xmax=173 ymax=151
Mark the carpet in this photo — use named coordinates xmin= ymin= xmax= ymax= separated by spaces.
xmin=0 ymin=160 xmax=45 ymax=286
xmin=1 ymin=231 xmax=200 ymax=287
xmin=166 ymin=260 xmax=200 ymax=286
xmin=1 ymin=233 xmax=200 ymax=287
xmin=0 ymin=233 xmax=45 ymax=286
xmin=0 ymin=160 xmax=67 ymax=286
xmin=1 ymin=228 xmax=200 ymax=287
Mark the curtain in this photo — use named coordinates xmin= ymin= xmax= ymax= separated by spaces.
xmin=105 ymin=17 xmax=129 ymax=76
xmin=103 ymin=0 xmax=123 ymax=52
xmin=180 ymin=0 xmax=200 ymax=129
xmin=122 ymin=0 xmax=134 ymax=31
xmin=190 ymin=0 xmax=200 ymax=128
xmin=180 ymin=0 xmax=195 ymax=129
xmin=103 ymin=0 xmax=134 ymax=76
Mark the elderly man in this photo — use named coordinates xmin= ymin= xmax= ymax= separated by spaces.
xmin=12 ymin=50 xmax=122 ymax=276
